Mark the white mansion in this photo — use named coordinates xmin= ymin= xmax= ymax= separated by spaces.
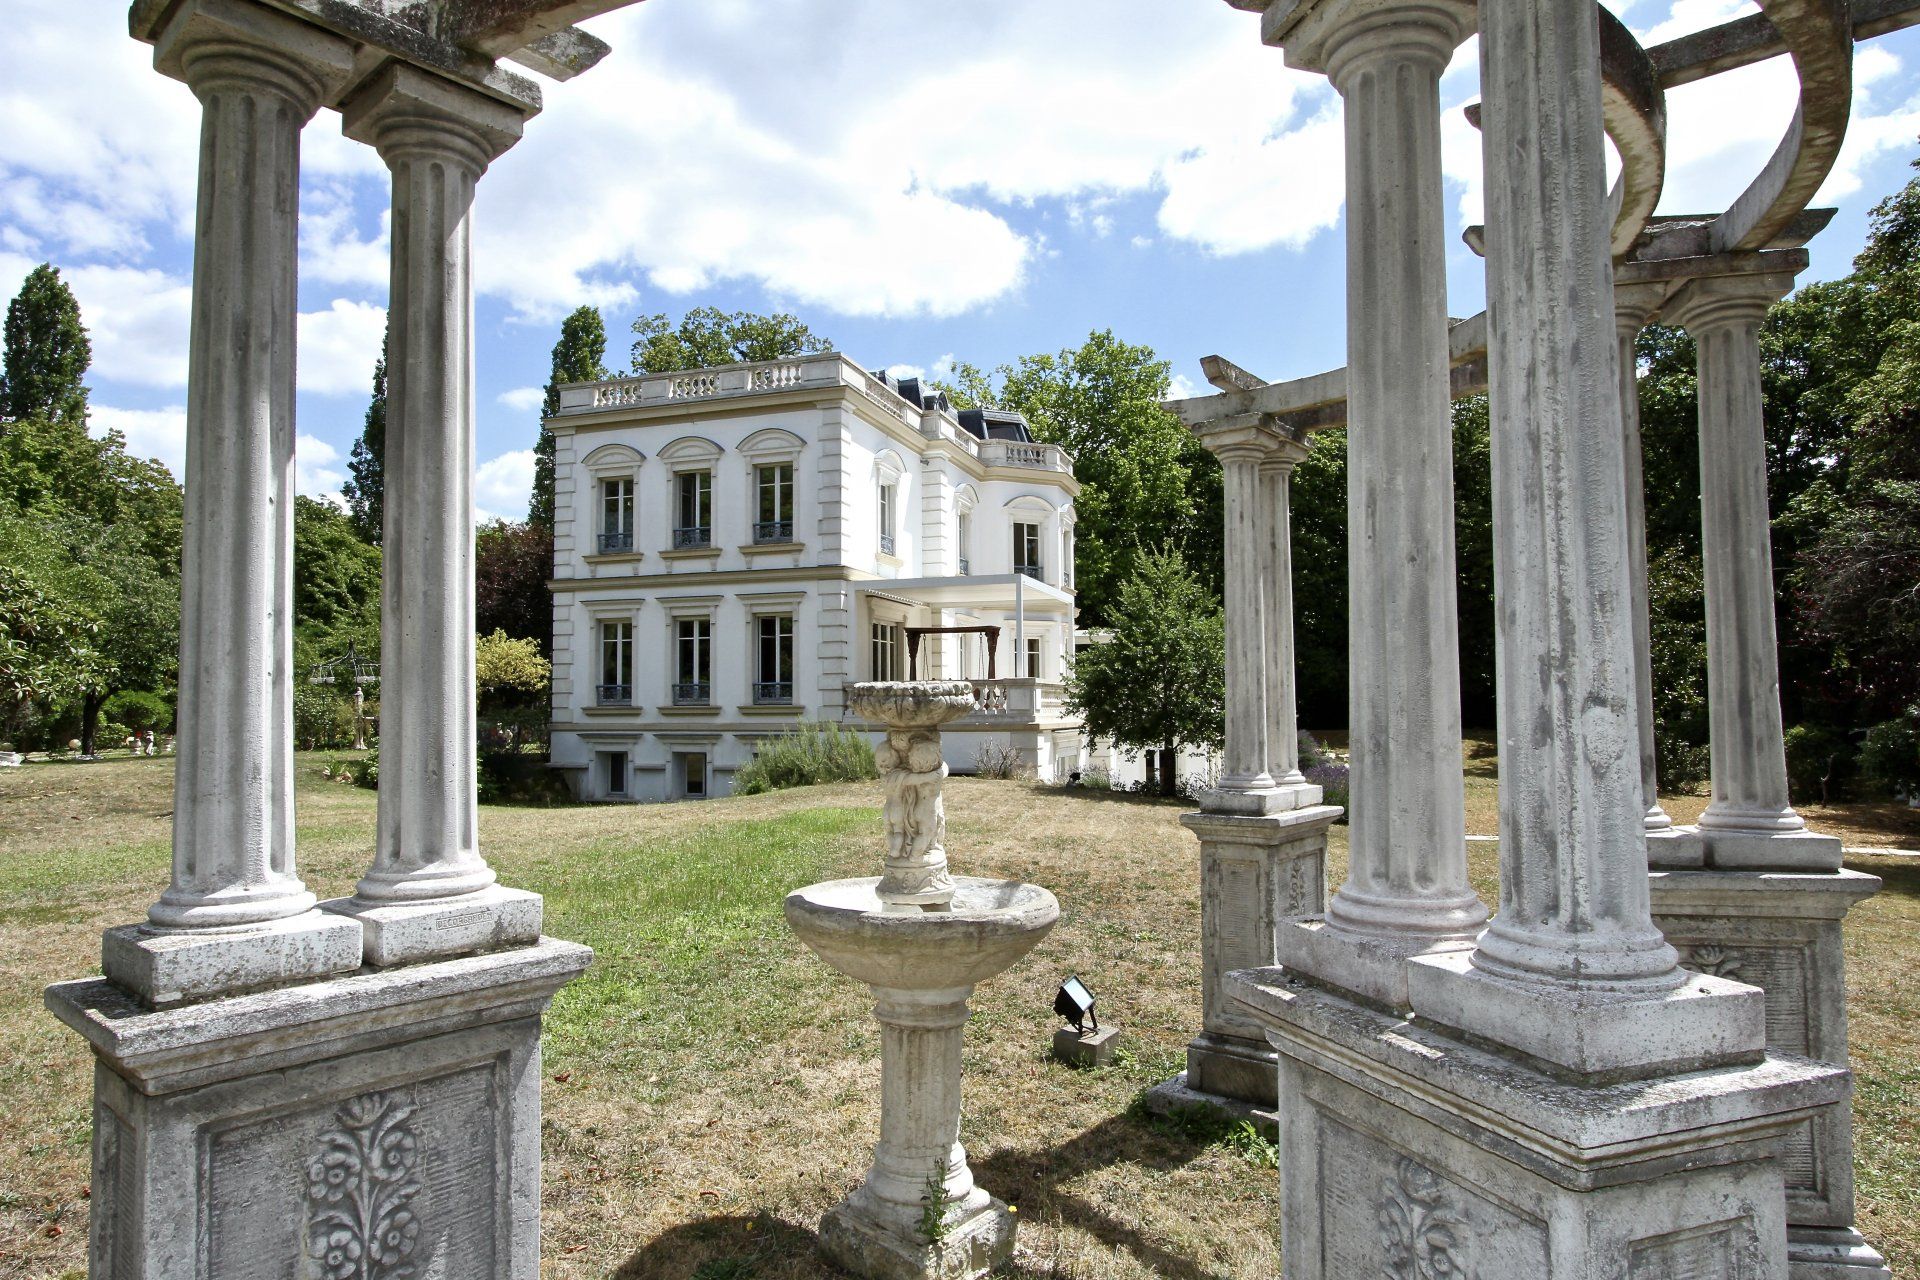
xmin=545 ymin=353 xmax=1086 ymax=802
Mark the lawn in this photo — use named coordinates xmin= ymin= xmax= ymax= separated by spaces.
xmin=0 ymin=747 xmax=1916 ymax=1279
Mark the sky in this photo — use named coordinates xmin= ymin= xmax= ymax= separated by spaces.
xmin=4 ymin=0 xmax=1920 ymax=522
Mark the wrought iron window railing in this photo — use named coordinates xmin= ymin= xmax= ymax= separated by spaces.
xmin=1015 ymin=564 xmax=1042 ymax=580
xmin=596 ymin=683 xmax=632 ymax=706
xmin=879 ymin=533 xmax=896 ymax=556
xmin=597 ymin=531 xmax=633 ymax=554
xmin=753 ymin=681 xmax=794 ymax=705
xmin=958 ymin=556 xmax=971 ymax=576
xmin=672 ymin=681 xmax=711 ymax=706
xmin=754 ymin=519 xmax=793 ymax=544
xmin=673 ymin=526 xmax=712 ymax=550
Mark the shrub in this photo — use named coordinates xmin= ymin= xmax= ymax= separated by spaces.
xmin=1655 ymin=724 xmax=1712 ymax=793
xmin=734 ymin=721 xmax=879 ymax=795
xmin=293 ymin=683 xmax=347 ymax=750
xmin=1298 ymin=731 xmax=1325 ymax=770
xmin=1784 ymin=724 xmax=1857 ymax=805
xmin=104 ymin=690 xmax=171 ymax=735
xmin=478 ymin=749 xmax=574 ymax=805
xmin=1306 ymin=761 xmax=1349 ymax=820
xmin=1858 ymin=710 xmax=1920 ymax=801
xmin=971 ymin=741 xmax=1033 ymax=780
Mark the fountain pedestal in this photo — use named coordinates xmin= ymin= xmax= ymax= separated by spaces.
xmin=787 ymin=683 xmax=1059 ymax=1280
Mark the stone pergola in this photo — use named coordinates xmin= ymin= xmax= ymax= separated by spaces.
xmin=40 ymin=2 xmax=629 ymax=1275
xmin=1171 ymin=0 xmax=1910 ymax=1274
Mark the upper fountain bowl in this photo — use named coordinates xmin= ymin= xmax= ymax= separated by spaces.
xmin=785 ymin=877 xmax=1060 ymax=991
xmin=847 ymin=680 xmax=977 ymax=729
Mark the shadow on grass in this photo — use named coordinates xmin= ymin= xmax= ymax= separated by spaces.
xmin=611 ymin=1211 xmax=824 ymax=1280
xmin=1050 ymin=786 xmax=1199 ymax=810
xmin=1848 ymin=852 xmax=1920 ymax=897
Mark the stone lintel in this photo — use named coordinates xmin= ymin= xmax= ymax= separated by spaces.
xmin=1650 ymin=866 xmax=1880 ymax=917
xmin=47 ymin=937 xmax=591 ymax=1096
xmin=1404 ymin=948 xmax=1768 ymax=1080
xmin=341 ymin=57 xmax=531 ymax=159
xmin=1181 ymin=802 xmax=1342 ymax=842
xmin=1185 ymin=412 xmax=1308 ymax=461
xmin=1274 ymin=917 xmax=1473 ymax=1012
xmin=321 ymin=884 xmax=544 ymax=967
xmin=1613 ymin=245 xmax=1809 ymax=293
xmin=1228 ymin=967 xmax=1847 ymax=1180
xmin=100 ymin=910 xmax=363 ymax=1010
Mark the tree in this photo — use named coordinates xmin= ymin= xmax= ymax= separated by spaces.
xmin=629 ymin=306 xmax=830 ymax=375
xmin=342 ymin=324 xmax=388 ymax=544
xmin=475 ymin=629 xmax=551 ymax=707
xmin=938 ymin=331 xmax=1202 ymax=626
xmin=1064 ymin=548 xmax=1225 ymax=796
xmin=0 ymin=560 xmax=105 ymax=745
xmin=0 ymin=263 xmax=90 ymax=427
xmin=292 ymin=495 xmax=382 ymax=671
xmin=476 ymin=519 xmax=555 ymax=655
xmin=531 ymin=306 xmax=608 ymax=531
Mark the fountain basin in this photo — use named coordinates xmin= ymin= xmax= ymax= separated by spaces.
xmin=785 ymin=877 xmax=1059 ymax=991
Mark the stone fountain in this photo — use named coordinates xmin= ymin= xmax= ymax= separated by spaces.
xmin=786 ymin=681 xmax=1060 ymax=1280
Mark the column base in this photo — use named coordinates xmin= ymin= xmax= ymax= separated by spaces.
xmin=101 ymin=909 xmax=362 ymax=1009
xmin=1647 ymin=824 xmax=1707 ymax=868
xmin=46 ymin=938 xmax=590 ymax=1280
xmin=1275 ymin=917 xmax=1476 ymax=1011
xmin=321 ymin=883 xmax=541 ymax=966
xmin=820 ymin=1186 xmax=1015 ymax=1280
xmin=1406 ymin=948 xmax=1765 ymax=1079
xmin=1228 ymin=971 xmax=1847 ymax=1280
xmin=1788 ymin=1226 xmax=1892 ymax=1278
xmin=1201 ymin=780 xmax=1324 ymax=816
xmin=1699 ymin=825 xmax=1844 ymax=872
xmin=1143 ymin=1067 xmax=1279 ymax=1136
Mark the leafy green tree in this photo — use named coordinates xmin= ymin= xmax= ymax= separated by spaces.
xmin=1289 ymin=428 xmax=1348 ymax=727
xmin=939 ymin=331 xmax=1201 ymax=626
xmin=0 ymin=559 xmax=106 ymax=744
xmin=629 ymin=306 xmax=830 ymax=374
xmin=293 ymin=495 xmax=382 ymax=671
xmin=476 ymin=519 xmax=554 ymax=655
xmin=475 ymin=630 xmax=551 ymax=708
xmin=343 ymin=324 xmax=388 ymax=544
xmin=531 ymin=306 xmax=609 ymax=532
xmin=0 ymin=263 xmax=90 ymax=427
xmin=1065 ymin=548 xmax=1224 ymax=796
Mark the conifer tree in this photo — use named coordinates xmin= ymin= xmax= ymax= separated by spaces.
xmin=530 ymin=306 xmax=608 ymax=531
xmin=0 ymin=262 xmax=91 ymax=428
xmin=342 ymin=324 xmax=388 ymax=544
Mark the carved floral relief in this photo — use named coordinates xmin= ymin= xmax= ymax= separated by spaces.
xmin=305 ymin=1091 xmax=424 ymax=1280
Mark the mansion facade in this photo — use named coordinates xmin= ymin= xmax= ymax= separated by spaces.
xmin=545 ymin=353 xmax=1085 ymax=802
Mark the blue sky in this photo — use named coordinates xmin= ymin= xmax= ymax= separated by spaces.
xmin=5 ymin=0 xmax=1920 ymax=520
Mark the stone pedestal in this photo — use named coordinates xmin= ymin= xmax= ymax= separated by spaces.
xmin=1231 ymin=972 xmax=1849 ymax=1280
xmin=1653 ymin=869 xmax=1890 ymax=1279
xmin=46 ymin=939 xmax=591 ymax=1280
xmin=1149 ymin=805 xmax=1337 ymax=1119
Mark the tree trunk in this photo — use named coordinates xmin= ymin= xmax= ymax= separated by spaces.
xmin=1160 ymin=745 xmax=1178 ymax=797
xmin=81 ymin=690 xmax=105 ymax=758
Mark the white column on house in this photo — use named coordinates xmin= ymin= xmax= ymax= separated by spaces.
xmin=1266 ymin=0 xmax=1484 ymax=1006
xmin=101 ymin=1 xmax=362 ymax=1006
xmin=1614 ymin=281 xmax=1673 ymax=834
xmin=323 ymin=65 xmax=542 ymax=965
xmin=1666 ymin=269 xmax=1842 ymax=870
xmin=1261 ymin=439 xmax=1316 ymax=794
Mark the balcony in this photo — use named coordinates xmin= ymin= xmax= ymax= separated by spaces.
xmin=879 ymin=532 xmax=896 ymax=556
xmin=1015 ymin=564 xmax=1043 ymax=581
xmin=596 ymin=683 xmax=633 ymax=706
xmin=753 ymin=681 xmax=794 ymax=705
xmin=672 ymin=681 xmax=711 ymax=706
xmin=754 ymin=519 xmax=794 ymax=544
xmin=961 ymin=677 xmax=1064 ymax=722
xmin=597 ymin=531 xmax=633 ymax=554
xmin=673 ymin=526 xmax=712 ymax=550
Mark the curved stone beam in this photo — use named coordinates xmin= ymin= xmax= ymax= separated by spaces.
xmin=1599 ymin=4 xmax=1667 ymax=258
xmin=1709 ymin=0 xmax=1852 ymax=253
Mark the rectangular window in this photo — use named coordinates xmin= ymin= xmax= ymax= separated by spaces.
xmin=674 ymin=617 xmax=711 ymax=704
xmin=755 ymin=614 xmax=795 ymax=704
xmin=681 ymin=751 xmax=708 ymax=798
xmin=1026 ymin=637 xmax=1044 ymax=680
xmin=878 ymin=482 xmax=896 ymax=556
xmin=957 ymin=510 xmax=972 ymax=576
xmin=606 ymin=750 xmax=628 ymax=796
xmin=1014 ymin=522 xmax=1042 ymax=579
xmin=675 ymin=470 xmax=712 ymax=548
xmin=1063 ymin=527 xmax=1075 ymax=589
xmin=598 ymin=477 xmax=634 ymax=553
xmin=870 ymin=621 xmax=901 ymax=681
xmin=755 ymin=464 xmax=794 ymax=543
xmin=597 ymin=620 xmax=632 ymax=704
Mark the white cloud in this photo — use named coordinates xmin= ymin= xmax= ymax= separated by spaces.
xmin=883 ymin=362 xmax=926 ymax=381
xmin=498 ymin=386 xmax=547 ymax=412
xmin=475 ymin=449 xmax=536 ymax=523
xmin=298 ymin=300 xmax=388 ymax=397
xmin=91 ymin=404 xmax=186 ymax=478
xmin=1157 ymin=101 xmax=1347 ymax=254
xmin=1168 ymin=373 xmax=1200 ymax=401
xmin=295 ymin=433 xmax=346 ymax=500
xmin=64 ymin=263 xmax=193 ymax=389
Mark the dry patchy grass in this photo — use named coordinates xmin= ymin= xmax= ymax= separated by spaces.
xmin=0 ymin=751 xmax=1914 ymax=1278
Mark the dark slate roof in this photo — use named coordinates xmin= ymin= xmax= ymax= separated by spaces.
xmin=956 ymin=408 xmax=1033 ymax=443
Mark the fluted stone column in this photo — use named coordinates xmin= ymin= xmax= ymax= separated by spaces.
xmin=322 ymin=65 xmax=541 ymax=965
xmin=1404 ymin=0 xmax=1763 ymax=1078
xmin=1261 ymin=443 xmax=1318 ymax=794
xmin=1217 ymin=437 xmax=1278 ymax=801
xmin=101 ymin=0 xmax=360 ymax=1007
xmin=1266 ymin=0 xmax=1485 ymax=1010
xmin=1614 ymin=281 xmax=1678 ymax=839
xmin=1666 ymin=272 xmax=1842 ymax=871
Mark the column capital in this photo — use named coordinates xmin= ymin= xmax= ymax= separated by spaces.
xmin=1613 ymin=280 xmax=1667 ymax=338
xmin=1265 ymin=0 xmax=1474 ymax=82
xmin=1260 ymin=432 xmax=1311 ymax=473
xmin=1192 ymin=413 xmax=1291 ymax=464
xmin=148 ymin=0 xmax=355 ymax=112
xmin=1664 ymin=269 xmax=1798 ymax=333
xmin=342 ymin=61 xmax=529 ymax=173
